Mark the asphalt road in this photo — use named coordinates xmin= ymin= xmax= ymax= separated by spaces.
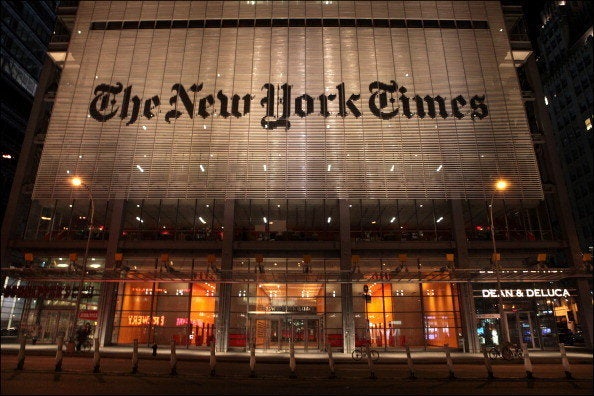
xmin=2 ymin=354 xmax=592 ymax=395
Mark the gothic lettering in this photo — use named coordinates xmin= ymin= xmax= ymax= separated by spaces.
xmin=295 ymin=94 xmax=314 ymax=117
xmin=470 ymin=95 xmax=488 ymax=119
xmin=368 ymin=80 xmax=398 ymax=119
xmin=88 ymin=81 xmax=489 ymax=128
xmin=89 ymin=83 xmax=123 ymax=122
xmin=451 ymin=95 xmax=467 ymax=119
xmin=120 ymin=85 xmax=141 ymax=126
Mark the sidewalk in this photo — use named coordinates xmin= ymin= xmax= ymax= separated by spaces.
xmin=2 ymin=342 xmax=592 ymax=365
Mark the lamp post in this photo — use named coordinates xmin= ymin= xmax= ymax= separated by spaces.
xmin=69 ymin=177 xmax=95 ymax=345
xmin=488 ymin=179 xmax=509 ymax=344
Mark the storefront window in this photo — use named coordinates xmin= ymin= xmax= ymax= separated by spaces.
xmin=113 ymin=281 xmax=217 ymax=345
xmin=422 ymin=283 xmax=461 ymax=347
xmin=474 ymin=283 xmax=581 ymax=349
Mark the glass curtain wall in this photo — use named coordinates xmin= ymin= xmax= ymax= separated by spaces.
xmin=350 ymin=199 xmax=453 ymax=242
xmin=24 ymin=199 xmax=111 ymax=241
xmin=112 ymin=281 xmax=217 ymax=346
xmin=352 ymin=282 xmax=461 ymax=350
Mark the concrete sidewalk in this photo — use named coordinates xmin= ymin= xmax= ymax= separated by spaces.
xmin=2 ymin=342 xmax=592 ymax=365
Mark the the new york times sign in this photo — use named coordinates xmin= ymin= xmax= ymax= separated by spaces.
xmin=89 ymin=80 xmax=488 ymax=128
xmin=33 ymin=0 xmax=545 ymax=201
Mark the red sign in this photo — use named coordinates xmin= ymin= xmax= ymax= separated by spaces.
xmin=79 ymin=310 xmax=99 ymax=320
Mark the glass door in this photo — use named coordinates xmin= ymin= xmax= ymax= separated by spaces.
xmin=39 ymin=310 xmax=73 ymax=343
xmin=506 ymin=311 xmax=540 ymax=348
xmin=285 ymin=316 xmax=321 ymax=352
xmin=249 ymin=314 xmax=322 ymax=352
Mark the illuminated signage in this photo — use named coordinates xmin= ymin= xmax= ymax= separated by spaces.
xmin=264 ymin=306 xmax=315 ymax=313
xmin=1 ymin=285 xmax=94 ymax=299
xmin=480 ymin=289 xmax=570 ymax=298
xmin=79 ymin=310 xmax=99 ymax=320
xmin=127 ymin=315 xmax=165 ymax=326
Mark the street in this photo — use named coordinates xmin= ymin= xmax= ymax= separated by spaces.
xmin=2 ymin=353 xmax=592 ymax=395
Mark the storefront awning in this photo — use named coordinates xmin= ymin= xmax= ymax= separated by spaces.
xmin=1 ymin=266 xmax=589 ymax=284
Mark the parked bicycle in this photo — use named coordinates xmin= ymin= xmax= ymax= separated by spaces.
xmin=81 ymin=338 xmax=93 ymax=352
xmin=351 ymin=345 xmax=380 ymax=362
xmin=486 ymin=342 xmax=523 ymax=360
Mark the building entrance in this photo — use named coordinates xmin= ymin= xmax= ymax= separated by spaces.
xmin=28 ymin=309 xmax=73 ymax=344
xmin=505 ymin=311 xmax=540 ymax=348
xmin=249 ymin=314 xmax=322 ymax=352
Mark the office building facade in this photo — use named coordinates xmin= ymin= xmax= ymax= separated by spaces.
xmin=0 ymin=0 xmax=58 ymax=223
xmin=536 ymin=1 xmax=593 ymax=253
xmin=1 ymin=1 xmax=592 ymax=353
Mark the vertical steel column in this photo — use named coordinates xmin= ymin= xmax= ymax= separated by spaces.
xmin=339 ymin=199 xmax=354 ymax=353
xmin=450 ymin=199 xmax=479 ymax=353
xmin=216 ymin=199 xmax=235 ymax=352
xmin=96 ymin=199 xmax=125 ymax=346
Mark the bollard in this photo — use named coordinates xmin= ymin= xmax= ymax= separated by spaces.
xmin=92 ymin=338 xmax=101 ymax=373
xmin=289 ymin=341 xmax=297 ymax=378
xmin=521 ymin=343 xmax=534 ymax=379
xmin=152 ymin=343 xmax=158 ymax=357
xmin=249 ymin=342 xmax=256 ymax=378
xmin=16 ymin=337 xmax=26 ymax=370
xmin=405 ymin=345 xmax=416 ymax=379
xmin=169 ymin=340 xmax=178 ymax=375
xmin=209 ymin=340 xmax=217 ymax=377
xmin=482 ymin=347 xmax=494 ymax=379
xmin=131 ymin=339 xmax=139 ymax=374
xmin=365 ymin=343 xmax=377 ymax=379
xmin=55 ymin=336 xmax=64 ymax=372
xmin=559 ymin=343 xmax=572 ymax=379
xmin=326 ymin=342 xmax=336 ymax=379
xmin=444 ymin=343 xmax=456 ymax=379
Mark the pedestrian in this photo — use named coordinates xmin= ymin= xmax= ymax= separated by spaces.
xmin=75 ymin=322 xmax=91 ymax=351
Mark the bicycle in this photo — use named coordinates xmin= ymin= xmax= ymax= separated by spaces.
xmin=79 ymin=338 xmax=93 ymax=352
xmin=486 ymin=342 xmax=522 ymax=360
xmin=351 ymin=345 xmax=380 ymax=362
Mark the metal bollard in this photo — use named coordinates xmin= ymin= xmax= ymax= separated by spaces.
xmin=55 ymin=336 xmax=64 ymax=372
xmin=444 ymin=343 xmax=456 ymax=379
xmin=482 ymin=347 xmax=494 ymax=379
xmin=559 ymin=343 xmax=572 ymax=379
xmin=326 ymin=342 xmax=336 ymax=379
xmin=16 ymin=337 xmax=26 ymax=370
xmin=405 ymin=345 xmax=416 ymax=379
xmin=92 ymin=338 xmax=101 ymax=373
xmin=249 ymin=342 xmax=256 ymax=378
xmin=289 ymin=341 xmax=297 ymax=378
xmin=131 ymin=339 xmax=139 ymax=374
xmin=209 ymin=340 xmax=217 ymax=377
xmin=365 ymin=343 xmax=376 ymax=379
xmin=521 ymin=343 xmax=533 ymax=379
xmin=170 ymin=340 xmax=178 ymax=375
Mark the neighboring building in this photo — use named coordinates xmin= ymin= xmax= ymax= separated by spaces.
xmin=1 ymin=1 xmax=592 ymax=353
xmin=0 ymin=1 xmax=58 ymax=224
xmin=535 ymin=1 xmax=593 ymax=254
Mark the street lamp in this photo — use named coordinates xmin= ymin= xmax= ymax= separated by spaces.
xmin=488 ymin=179 xmax=509 ymax=344
xmin=69 ymin=177 xmax=95 ymax=345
